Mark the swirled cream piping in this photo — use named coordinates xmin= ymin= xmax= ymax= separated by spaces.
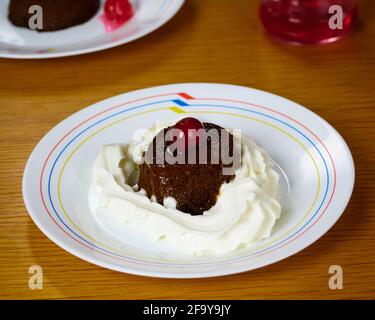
xmin=90 ymin=119 xmax=281 ymax=255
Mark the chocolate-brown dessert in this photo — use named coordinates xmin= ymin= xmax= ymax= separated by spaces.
xmin=138 ymin=119 xmax=240 ymax=215
xmin=8 ymin=0 xmax=100 ymax=32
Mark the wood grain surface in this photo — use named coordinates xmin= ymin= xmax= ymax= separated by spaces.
xmin=1 ymin=0 xmax=374 ymax=300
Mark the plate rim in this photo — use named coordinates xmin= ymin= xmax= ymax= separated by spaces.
xmin=22 ymin=83 xmax=356 ymax=278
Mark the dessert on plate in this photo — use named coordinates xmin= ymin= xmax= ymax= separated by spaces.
xmin=138 ymin=119 xmax=240 ymax=215
xmin=91 ymin=117 xmax=281 ymax=255
xmin=8 ymin=0 xmax=100 ymax=32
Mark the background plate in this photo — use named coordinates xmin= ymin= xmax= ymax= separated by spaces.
xmin=0 ymin=0 xmax=185 ymax=59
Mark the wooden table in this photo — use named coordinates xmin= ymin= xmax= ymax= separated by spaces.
xmin=1 ymin=0 xmax=374 ymax=300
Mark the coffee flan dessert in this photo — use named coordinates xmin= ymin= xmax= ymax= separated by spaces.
xmin=138 ymin=118 xmax=240 ymax=215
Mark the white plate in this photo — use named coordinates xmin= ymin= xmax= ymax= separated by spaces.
xmin=23 ymin=83 xmax=355 ymax=278
xmin=0 ymin=0 xmax=184 ymax=59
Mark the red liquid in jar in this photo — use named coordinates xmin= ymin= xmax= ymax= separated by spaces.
xmin=260 ymin=0 xmax=358 ymax=45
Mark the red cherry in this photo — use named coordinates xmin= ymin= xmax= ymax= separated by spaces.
xmin=104 ymin=0 xmax=134 ymax=24
xmin=172 ymin=117 xmax=206 ymax=150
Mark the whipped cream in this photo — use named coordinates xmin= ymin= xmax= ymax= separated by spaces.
xmin=90 ymin=119 xmax=281 ymax=255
